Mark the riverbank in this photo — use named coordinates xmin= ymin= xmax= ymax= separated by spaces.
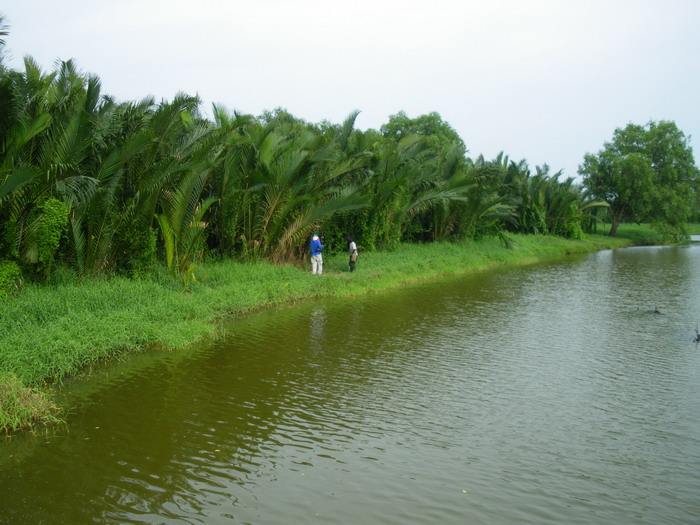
xmin=0 ymin=227 xmax=664 ymax=433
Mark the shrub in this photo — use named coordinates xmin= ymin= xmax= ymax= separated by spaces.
xmin=0 ymin=221 xmax=19 ymax=259
xmin=116 ymin=226 xmax=158 ymax=278
xmin=25 ymin=198 xmax=70 ymax=280
xmin=0 ymin=260 xmax=23 ymax=298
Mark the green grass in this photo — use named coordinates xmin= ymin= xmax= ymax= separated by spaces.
xmin=0 ymin=229 xmax=661 ymax=432
xmin=0 ymin=372 xmax=61 ymax=434
xmin=687 ymin=223 xmax=700 ymax=235
xmin=613 ymin=224 xmax=667 ymax=244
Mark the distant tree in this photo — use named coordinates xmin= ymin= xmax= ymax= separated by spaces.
xmin=579 ymin=120 xmax=698 ymax=238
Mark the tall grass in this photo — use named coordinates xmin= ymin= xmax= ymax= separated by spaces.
xmin=0 ymin=230 xmax=658 ymax=432
xmin=0 ymin=373 xmax=60 ymax=434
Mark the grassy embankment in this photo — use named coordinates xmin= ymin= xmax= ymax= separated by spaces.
xmin=0 ymin=225 xmax=668 ymax=433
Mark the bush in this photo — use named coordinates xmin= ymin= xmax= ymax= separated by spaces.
xmin=116 ymin=226 xmax=158 ymax=278
xmin=24 ymin=198 xmax=70 ymax=281
xmin=653 ymin=221 xmax=690 ymax=243
xmin=0 ymin=221 xmax=19 ymax=259
xmin=0 ymin=260 xmax=23 ymax=298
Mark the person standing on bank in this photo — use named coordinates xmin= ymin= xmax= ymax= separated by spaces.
xmin=310 ymin=234 xmax=323 ymax=274
xmin=346 ymin=236 xmax=358 ymax=272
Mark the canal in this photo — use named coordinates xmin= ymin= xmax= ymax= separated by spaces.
xmin=2 ymin=241 xmax=699 ymax=524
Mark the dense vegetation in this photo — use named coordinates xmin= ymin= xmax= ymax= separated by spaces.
xmin=0 ymin=62 xmax=602 ymax=285
xmin=0 ymin=17 xmax=619 ymax=293
xmin=580 ymin=121 xmax=699 ymax=239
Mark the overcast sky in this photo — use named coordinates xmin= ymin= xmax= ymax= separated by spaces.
xmin=2 ymin=0 xmax=699 ymax=179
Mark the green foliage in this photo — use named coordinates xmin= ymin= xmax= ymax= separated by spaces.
xmin=1 ymin=39 xmax=652 ymax=280
xmin=558 ymin=201 xmax=585 ymax=240
xmin=0 ymin=220 xmax=18 ymax=258
xmin=652 ymin=221 xmax=688 ymax=243
xmin=580 ymin=120 xmax=698 ymax=237
xmin=381 ymin=111 xmax=467 ymax=157
xmin=25 ymin=198 xmax=69 ymax=280
xmin=0 ymin=259 xmax=22 ymax=297
xmin=182 ymin=262 xmax=197 ymax=290
xmin=116 ymin=226 xmax=157 ymax=278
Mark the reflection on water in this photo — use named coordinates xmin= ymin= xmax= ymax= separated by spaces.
xmin=2 ymin=244 xmax=700 ymax=524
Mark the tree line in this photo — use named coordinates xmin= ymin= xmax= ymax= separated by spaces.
xmin=0 ymin=16 xmax=697 ymax=290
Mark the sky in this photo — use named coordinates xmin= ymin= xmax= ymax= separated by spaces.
xmin=2 ymin=0 xmax=699 ymax=179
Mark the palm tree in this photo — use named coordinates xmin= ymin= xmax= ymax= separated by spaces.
xmin=440 ymin=154 xmax=514 ymax=240
xmin=203 ymin=110 xmax=371 ymax=262
xmin=205 ymin=104 xmax=257 ymax=256
xmin=0 ymin=13 xmax=9 ymax=56
xmin=110 ymin=94 xmax=218 ymax=273
xmin=361 ymin=135 xmax=432 ymax=248
xmin=0 ymin=58 xmax=104 ymax=276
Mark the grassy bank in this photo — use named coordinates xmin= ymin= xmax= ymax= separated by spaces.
xmin=0 ymin=226 xmax=662 ymax=432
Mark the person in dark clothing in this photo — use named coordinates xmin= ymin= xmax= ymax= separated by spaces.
xmin=345 ymin=236 xmax=358 ymax=272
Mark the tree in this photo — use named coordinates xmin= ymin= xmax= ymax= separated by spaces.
xmin=381 ymin=111 xmax=467 ymax=157
xmin=579 ymin=121 xmax=698 ymax=237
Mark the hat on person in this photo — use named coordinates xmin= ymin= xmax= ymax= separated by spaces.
xmin=312 ymin=234 xmax=319 ymax=240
